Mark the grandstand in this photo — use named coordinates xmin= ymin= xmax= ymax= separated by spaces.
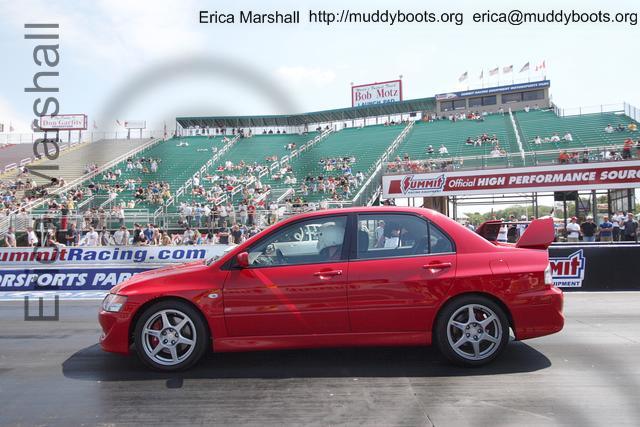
xmin=4 ymin=78 xmax=640 ymax=227
xmin=515 ymin=109 xmax=637 ymax=163
xmin=396 ymin=114 xmax=521 ymax=168
xmin=1 ymin=138 xmax=156 ymax=186
xmin=278 ymin=124 xmax=406 ymax=202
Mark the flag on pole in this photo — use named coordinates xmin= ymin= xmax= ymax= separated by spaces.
xmin=163 ymin=122 xmax=167 ymax=139
xmin=535 ymin=60 xmax=546 ymax=71
xmin=9 ymin=122 xmax=14 ymax=132
xmin=519 ymin=62 xmax=530 ymax=73
xmin=479 ymin=70 xmax=484 ymax=80
xmin=93 ymin=120 xmax=98 ymax=130
xmin=489 ymin=67 xmax=499 ymax=76
xmin=116 ymin=120 xmax=122 ymax=126
xmin=503 ymin=65 xmax=513 ymax=74
xmin=458 ymin=71 xmax=468 ymax=82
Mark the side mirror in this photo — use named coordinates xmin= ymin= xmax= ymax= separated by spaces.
xmin=236 ymin=252 xmax=249 ymax=268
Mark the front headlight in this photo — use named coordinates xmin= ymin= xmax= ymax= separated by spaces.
xmin=102 ymin=293 xmax=128 ymax=312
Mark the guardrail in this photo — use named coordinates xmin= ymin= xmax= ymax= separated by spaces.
xmin=382 ymin=142 xmax=634 ymax=174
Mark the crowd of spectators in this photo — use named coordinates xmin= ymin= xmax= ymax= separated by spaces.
xmin=564 ymin=212 xmax=638 ymax=242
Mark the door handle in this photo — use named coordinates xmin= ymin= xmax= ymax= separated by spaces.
xmin=423 ymin=262 xmax=452 ymax=270
xmin=313 ymin=270 xmax=343 ymax=277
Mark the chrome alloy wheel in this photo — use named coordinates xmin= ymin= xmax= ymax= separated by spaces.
xmin=141 ymin=309 xmax=197 ymax=366
xmin=446 ymin=304 xmax=503 ymax=361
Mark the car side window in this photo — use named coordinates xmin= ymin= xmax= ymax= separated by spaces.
xmin=429 ymin=223 xmax=454 ymax=254
xmin=247 ymin=216 xmax=347 ymax=267
xmin=356 ymin=214 xmax=454 ymax=260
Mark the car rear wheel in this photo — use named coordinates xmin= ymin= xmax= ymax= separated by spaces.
xmin=435 ymin=295 xmax=509 ymax=367
xmin=134 ymin=300 xmax=208 ymax=371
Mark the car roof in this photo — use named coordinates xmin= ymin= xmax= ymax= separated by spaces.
xmin=286 ymin=206 xmax=438 ymax=220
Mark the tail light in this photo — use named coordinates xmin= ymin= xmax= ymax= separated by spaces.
xmin=544 ymin=263 xmax=554 ymax=286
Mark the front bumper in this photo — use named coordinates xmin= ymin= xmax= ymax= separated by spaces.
xmin=99 ymin=309 xmax=132 ymax=355
xmin=511 ymin=286 xmax=564 ymax=340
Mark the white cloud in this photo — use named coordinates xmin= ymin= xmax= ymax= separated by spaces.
xmin=275 ymin=66 xmax=337 ymax=86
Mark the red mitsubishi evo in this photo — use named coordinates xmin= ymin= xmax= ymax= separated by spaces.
xmin=99 ymin=207 xmax=563 ymax=371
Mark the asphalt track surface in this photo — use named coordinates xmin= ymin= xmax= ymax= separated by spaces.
xmin=1 ymin=293 xmax=640 ymax=426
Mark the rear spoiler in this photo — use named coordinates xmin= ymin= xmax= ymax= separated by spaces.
xmin=476 ymin=217 xmax=555 ymax=250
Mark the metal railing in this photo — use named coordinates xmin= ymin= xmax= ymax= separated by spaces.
xmin=552 ymin=103 xmax=626 ymax=118
xmin=383 ymin=142 xmax=637 ymax=174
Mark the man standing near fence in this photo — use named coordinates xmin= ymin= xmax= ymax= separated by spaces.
xmin=599 ymin=216 xmax=613 ymax=242
xmin=622 ymin=213 xmax=638 ymax=242
xmin=581 ymin=216 xmax=597 ymax=243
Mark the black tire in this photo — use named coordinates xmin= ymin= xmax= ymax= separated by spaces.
xmin=435 ymin=295 xmax=509 ymax=367
xmin=133 ymin=299 xmax=209 ymax=371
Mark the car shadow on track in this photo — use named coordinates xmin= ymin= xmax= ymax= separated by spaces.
xmin=62 ymin=340 xmax=550 ymax=382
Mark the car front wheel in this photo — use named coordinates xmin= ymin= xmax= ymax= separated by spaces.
xmin=436 ymin=295 xmax=509 ymax=366
xmin=134 ymin=300 xmax=208 ymax=371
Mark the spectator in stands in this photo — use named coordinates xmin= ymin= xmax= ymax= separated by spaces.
xmin=563 ymin=132 xmax=573 ymax=142
xmin=100 ymin=229 xmax=114 ymax=246
xmin=622 ymin=213 xmax=638 ymax=241
xmin=113 ymin=226 xmax=130 ymax=246
xmin=160 ymin=231 xmax=172 ymax=246
xmin=550 ymin=133 xmax=561 ymax=143
xmin=533 ymin=136 xmax=542 ymax=145
xmin=26 ymin=226 xmax=38 ymax=247
xmin=65 ymin=223 xmax=80 ymax=247
xmin=612 ymin=211 xmax=624 ymax=241
xmin=623 ymin=138 xmax=634 ymax=159
xmin=616 ymin=123 xmax=626 ymax=132
xmin=4 ymin=226 xmax=17 ymax=247
xmin=426 ymin=145 xmax=434 ymax=154
xmin=558 ymin=151 xmax=570 ymax=164
xmin=182 ymin=226 xmax=195 ymax=245
xmin=566 ymin=217 xmax=581 ymax=242
xmin=628 ymin=123 xmax=638 ymax=132
xmin=604 ymin=124 xmax=614 ymax=134
xmin=82 ymin=226 xmax=100 ymax=246
xmin=599 ymin=216 xmax=613 ymax=242
xmin=438 ymin=144 xmax=449 ymax=155
xmin=581 ymin=216 xmax=597 ymax=242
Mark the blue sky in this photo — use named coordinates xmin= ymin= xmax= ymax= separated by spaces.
xmin=1 ymin=0 xmax=639 ymax=132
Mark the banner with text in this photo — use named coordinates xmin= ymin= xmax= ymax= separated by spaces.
xmin=0 ymin=245 xmax=228 ymax=268
xmin=352 ymin=80 xmax=402 ymax=107
xmin=435 ymin=80 xmax=550 ymax=100
xmin=382 ymin=161 xmax=640 ymax=198
xmin=39 ymin=114 xmax=88 ymax=131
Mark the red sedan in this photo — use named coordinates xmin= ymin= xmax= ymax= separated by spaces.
xmin=99 ymin=207 xmax=563 ymax=371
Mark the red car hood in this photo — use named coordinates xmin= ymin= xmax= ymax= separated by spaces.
xmin=111 ymin=260 xmax=208 ymax=294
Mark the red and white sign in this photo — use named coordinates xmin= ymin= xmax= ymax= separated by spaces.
xmin=383 ymin=161 xmax=640 ymax=198
xmin=39 ymin=114 xmax=87 ymax=131
xmin=352 ymin=80 xmax=402 ymax=107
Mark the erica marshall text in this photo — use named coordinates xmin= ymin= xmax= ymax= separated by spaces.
xmin=199 ymin=10 xmax=300 ymax=24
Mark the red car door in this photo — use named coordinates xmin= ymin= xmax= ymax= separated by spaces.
xmin=348 ymin=213 xmax=457 ymax=333
xmin=223 ymin=215 xmax=350 ymax=337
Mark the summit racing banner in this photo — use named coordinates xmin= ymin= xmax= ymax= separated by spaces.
xmin=0 ymin=245 xmax=227 ymax=267
xmin=382 ymin=160 xmax=640 ymax=198
xmin=0 ymin=267 xmax=149 ymax=291
xmin=0 ymin=245 xmax=230 ymax=292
